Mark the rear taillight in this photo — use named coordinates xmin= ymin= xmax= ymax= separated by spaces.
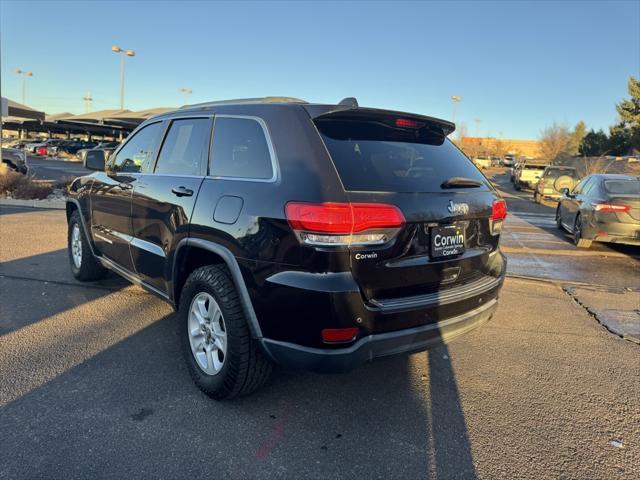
xmin=36 ymin=147 xmax=47 ymax=156
xmin=594 ymin=203 xmax=630 ymax=213
xmin=490 ymin=199 xmax=507 ymax=235
xmin=538 ymin=178 xmax=545 ymax=189
xmin=285 ymin=202 xmax=405 ymax=246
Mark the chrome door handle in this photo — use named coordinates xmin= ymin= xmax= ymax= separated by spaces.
xmin=171 ymin=186 xmax=194 ymax=197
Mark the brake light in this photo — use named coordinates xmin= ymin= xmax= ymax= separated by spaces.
xmin=286 ymin=202 xmax=405 ymax=246
xmin=594 ymin=204 xmax=630 ymax=212
xmin=322 ymin=327 xmax=359 ymax=344
xmin=491 ymin=199 xmax=507 ymax=221
xmin=395 ymin=118 xmax=425 ymax=129
xmin=490 ymin=199 xmax=507 ymax=236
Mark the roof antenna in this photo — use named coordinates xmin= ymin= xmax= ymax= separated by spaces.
xmin=338 ymin=97 xmax=358 ymax=107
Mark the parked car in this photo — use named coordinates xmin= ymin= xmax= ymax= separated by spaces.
xmin=1 ymin=147 xmax=28 ymax=174
xmin=503 ymin=155 xmax=516 ymax=167
xmin=76 ymin=142 xmax=119 ymax=162
xmin=556 ymin=174 xmax=640 ymax=248
xmin=514 ymin=161 xmax=547 ymax=190
xmin=533 ymin=165 xmax=579 ymax=203
xmin=66 ymin=97 xmax=508 ymax=399
xmin=472 ymin=156 xmax=492 ymax=169
xmin=51 ymin=140 xmax=98 ymax=157
xmin=26 ymin=138 xmax=60 ymax=154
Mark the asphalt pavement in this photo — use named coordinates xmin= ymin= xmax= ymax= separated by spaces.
xmin=26 ymin=155 xmax=90 ymax=183
xmin=1 ymin=170 xmax=639 ymax=479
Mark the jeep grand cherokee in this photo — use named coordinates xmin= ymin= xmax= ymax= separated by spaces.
xmin=66 ymin=96 xmax=507 ymax=399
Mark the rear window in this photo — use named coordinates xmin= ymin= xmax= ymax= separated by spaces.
xmin=315 ymin=119 xmax=488 ymax=193
xmin=604 ymin=179 xmax=640 ymax=195
xmin=544 ymin=168 xmax=576 ymax=179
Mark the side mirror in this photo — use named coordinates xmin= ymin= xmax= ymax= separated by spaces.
xmin=560 ymin=187 xmax=570 ymax=197
xmin=84 ymin=150 xmax=105 ymax=171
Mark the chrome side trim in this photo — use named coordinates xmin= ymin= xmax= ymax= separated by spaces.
xmin=130 ymin=237 xmax=166 ymax=258
xmin=93 ymin=233 xmax=113 ymax=244
xmin=370 ymin=275 xmax=502 ymax=312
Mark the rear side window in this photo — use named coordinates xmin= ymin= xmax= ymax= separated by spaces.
xmin=112 ymin=122 xmax=164 ymax=173
xmin=155 ymin=118 xmax=211 ymax=176
xmin=210 ymin=117 xmax=274 ymax=180
xmin=315 ymin=119 xmax=488 ymax=193
xmin=604 ymin=179 xmax=640 ymax=194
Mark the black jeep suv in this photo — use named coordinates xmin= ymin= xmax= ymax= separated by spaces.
xmin=66 ymin=97 xmax=507 ymax=399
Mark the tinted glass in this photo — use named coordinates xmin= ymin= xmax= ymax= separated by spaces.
xmin=155 ymin=118 xmax=211 ymax=176
xmin=316 ymin=120 xmax=488 ymax=193
xmin=112 ymin=122 xmax=164 ymax=173
xmin=582 ymin=178 xmax=597 ymax=195
xmin=544 ymin=168 xmax=576 ymax=180
xmin=604 ymin=179 xmax=640 ymax=195
xmin=210 ymin=117 xmax=273 ymax=179
xmin=572 ymin=176 xmax=590 ymax=194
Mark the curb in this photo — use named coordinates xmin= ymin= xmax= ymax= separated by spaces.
xmin=0 ymin=198 xmax=66 ymax=210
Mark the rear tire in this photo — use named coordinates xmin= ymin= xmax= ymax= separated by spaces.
xmin=68 ymin=210 xmax=107 ymax=281
xmin=573 ymin=215 xmax=592 ymax=248
xmin=180 ymin=265 xmax=272 ymax=400
xmin=555 ymin=206 xmax=564 ymax=230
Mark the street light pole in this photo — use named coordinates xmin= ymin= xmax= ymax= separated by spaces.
xmin=451 ymin=95 xmax=461 ymax=125
xmin=178 ymin=87 xmax=193 ymax=106
xmin=15 ymin=69 xmax=34 ymax=105
xmin=111 ymin=45 xmax=135 ymax=110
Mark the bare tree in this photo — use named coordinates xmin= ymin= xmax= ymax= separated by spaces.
xmin=538 ymin=123 xmax=576 ymax=161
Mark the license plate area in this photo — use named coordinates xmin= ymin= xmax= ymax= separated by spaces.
xmin=430 ymin=224 xmax=465 ymax=259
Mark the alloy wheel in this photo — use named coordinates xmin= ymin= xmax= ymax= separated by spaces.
xmin=71 ymin=224 xmax=82 ymax=268
xmin=188 ymin=292 xmax=227 ymax=375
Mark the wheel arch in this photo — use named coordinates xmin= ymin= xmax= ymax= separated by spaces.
xmin=173 ymin=238 xmax=263 ymax=339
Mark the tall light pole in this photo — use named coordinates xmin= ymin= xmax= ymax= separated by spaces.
xmin=178 ymin=87 xmax=193 ymax=106
xmin=111 ymin=45 xmax=135 ymax=110
xmin=473 ymin=118 xmax=481 ymax=137
xmin=15 ymin=69 xmax=33 ymax=105
xmin=83 ymin=92 xmax=93 ymax=113
xmin=451 ymin=95 xmax=461 ymax=125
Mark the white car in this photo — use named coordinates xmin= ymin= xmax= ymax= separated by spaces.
xmin=472 ymin=156 xmax=492 ymax=169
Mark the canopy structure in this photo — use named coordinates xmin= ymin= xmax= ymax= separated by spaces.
xmin=2 ymin=101 xmax=175 ymax=139
xmin=1 ymin=98 xmax=45 ymax=121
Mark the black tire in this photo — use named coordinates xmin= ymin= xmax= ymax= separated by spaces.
xmin=555 ymin=206 xmax=564 ymax=230
xmin=514 ymin=182 xmax=521 ymax=191
xmin=179 ymin=265 xmax=272 ymax=400
xmin=68 ymin=210 xmax=107 ymax=281
xmin=573 ymin=214 xmax=592 ymax=248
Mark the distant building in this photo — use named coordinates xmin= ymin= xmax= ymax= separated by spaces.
xmin=459 ymin=137 xmax=541 ymax=158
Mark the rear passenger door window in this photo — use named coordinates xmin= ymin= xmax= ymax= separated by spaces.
xmin=210 ymin=117 xmax=275 ymax=180
xmin=155 ymin=118 xmax=211 ymax=176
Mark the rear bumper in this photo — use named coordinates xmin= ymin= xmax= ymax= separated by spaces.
xmin=260 ymin=298 xmax=498 ymax=373
xmin=587 ymin=220 xmax=640 ymax=246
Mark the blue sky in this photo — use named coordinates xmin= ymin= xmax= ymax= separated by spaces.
xmin=1 ymin=0 xmax=638 ymax=139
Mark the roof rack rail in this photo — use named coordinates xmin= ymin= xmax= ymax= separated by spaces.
xmin=180 ymin=97 xmax=308 ymax=109
xmin=338 ymin=97 xmax=358 ymax=107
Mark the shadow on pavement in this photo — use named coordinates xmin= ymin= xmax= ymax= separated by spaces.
xmin=0 ymin=248 xmax=129 ymax=335
xmin=0 ymin=304 xmax=477 ymax=479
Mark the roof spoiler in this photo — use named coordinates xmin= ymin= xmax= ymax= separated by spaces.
xmin=311 ymin=106 xmax=456 ymax=136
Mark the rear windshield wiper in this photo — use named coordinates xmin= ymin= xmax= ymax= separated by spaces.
xmin=441 ymin=177 xmax=483 ymax=189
